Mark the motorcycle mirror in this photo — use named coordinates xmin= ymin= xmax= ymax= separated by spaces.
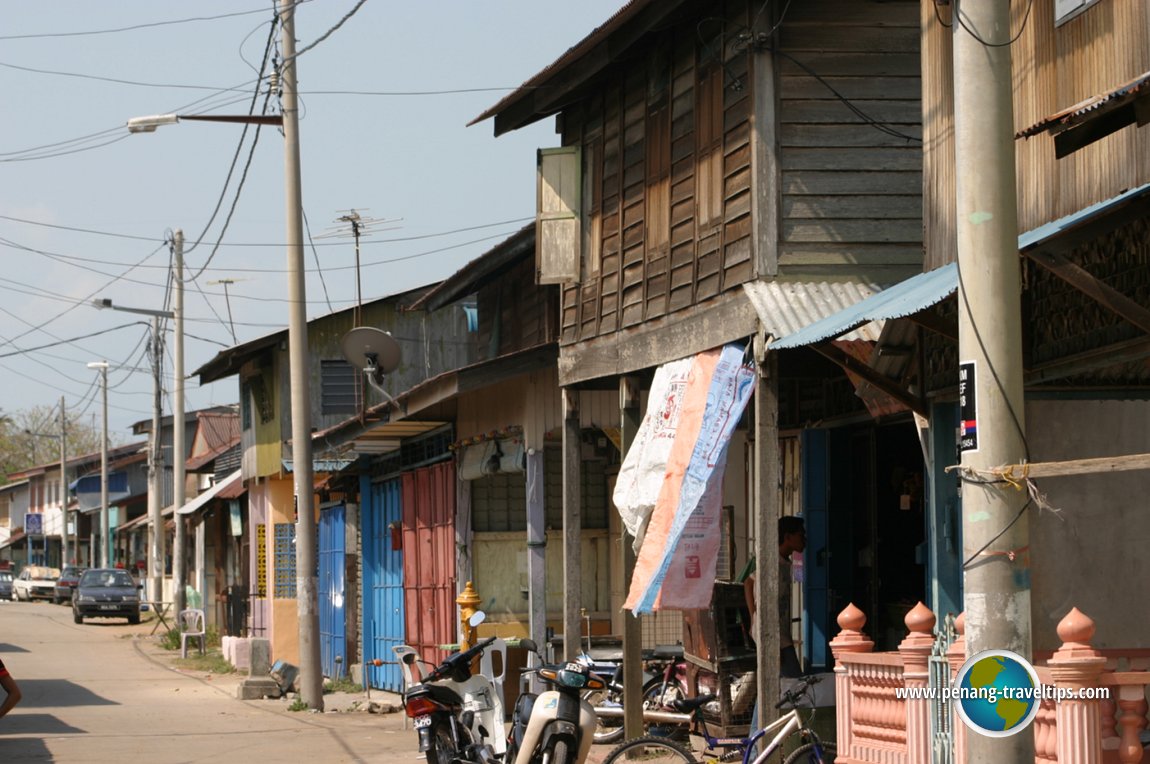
xmin=518 ymin=638 xmax=538 ymax=653
xmin=469 ymin=610 xmax=487 ymax=627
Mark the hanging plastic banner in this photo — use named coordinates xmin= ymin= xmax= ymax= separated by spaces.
xmin=624 ymin=344 xmax=756 ymax=614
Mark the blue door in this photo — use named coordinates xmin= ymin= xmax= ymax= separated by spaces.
xmin=801 ymin=429 xmax=830 ymax=670
xmin=319 ymin=503 xmax=346 ymax=678
xmin=928 ymin=402 xmax=963 ymax=620
xmin=362 ymin=476 xmax=405 ymax=692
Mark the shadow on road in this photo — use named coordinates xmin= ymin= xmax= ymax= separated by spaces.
xmin=17 ymin=679 xmax=118 ymax=708
xmin=3 ymin=712 xmax=86 ymax=736
xmin=0 ymin=642 xmax=31 ymax=652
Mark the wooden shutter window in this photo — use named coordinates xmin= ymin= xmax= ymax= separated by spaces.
xmin=537 ymin=146 xmax=582 ymax=284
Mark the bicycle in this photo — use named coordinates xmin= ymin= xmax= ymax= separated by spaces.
xmin=600 ymin=674 xmax=835 ymax=764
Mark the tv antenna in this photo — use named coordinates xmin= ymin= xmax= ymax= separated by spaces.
xmin=207 ymin=278 xmax=250 ymax=344
xmin=318 ymin=209 xmax=400 ymax=323
xmin=340 ymin=326 xmax=403 ymax=412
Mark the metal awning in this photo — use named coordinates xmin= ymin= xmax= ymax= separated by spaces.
xmin=770 ymin=264 xmax=958 ymax=350
xmin=176 ymin=469 xmax=242 ymax=516
xmin=742 ymin=279 xmax=888 ymax=346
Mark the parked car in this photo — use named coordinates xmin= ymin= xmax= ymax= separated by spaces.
xmin=54 ymin=566 xmax=87 ymax=604
xmin=72 ymin=568 xmax=141 ymax=624
xmin=0 ymin=570 xmax=13 ymax=601
xmin=14 ymin=565 xmax=61 ymax=601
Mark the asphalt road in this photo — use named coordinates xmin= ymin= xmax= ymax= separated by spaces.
xmin=0 ymin=599 xmax=417 ymax=763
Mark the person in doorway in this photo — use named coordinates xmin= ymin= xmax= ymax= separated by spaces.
xmin=742 ymin=515 xmax=806 ymax=678
xmin=0 ymin=657 xmax=23 ymax=721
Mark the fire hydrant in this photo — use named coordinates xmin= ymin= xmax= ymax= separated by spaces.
xmin=457 ymin=581 xmax=481 ymax=651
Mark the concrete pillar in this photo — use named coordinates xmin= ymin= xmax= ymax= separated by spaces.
xmin=829 ymin=603 xmax=874 ymax=758
xmin=1048 ymin=608 xmax=1106 ymax=764
xmin=898 ymin=602 xmax=937 ymax=764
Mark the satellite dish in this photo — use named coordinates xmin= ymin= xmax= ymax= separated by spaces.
xmin=340 ymin=326 xmax=401 ymax=375
xmin=341 ymin=327 xmax=403 ymax=410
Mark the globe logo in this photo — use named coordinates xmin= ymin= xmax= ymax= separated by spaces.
xmin=952 ymin=650 xmax=1041 ymax=737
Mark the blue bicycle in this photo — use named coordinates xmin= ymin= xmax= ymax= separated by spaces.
xmin=601 ymin=674 xmax=835 ymax=764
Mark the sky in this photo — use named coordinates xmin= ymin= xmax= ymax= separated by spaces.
xmin=0 ymin=0 xmax=626 ymax=446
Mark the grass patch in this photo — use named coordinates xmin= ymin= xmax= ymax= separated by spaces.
xmin=287 ymin=698 xmax=309 ymax=712
xmin=324 ymin=676 xmax=363 ymax=694
xmin=173 ymin=651 xmax=237 ymax=675
xmin=157 ymin=625 xmax=223 ymax=652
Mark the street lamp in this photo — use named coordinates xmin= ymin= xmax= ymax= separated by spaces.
xmin=126 ymin=0 xmax=321 ymax=710
xmin=93 ymin=298 xmax=176 ymax=604
xmin=87 ymin=361 xmax=110 ymax=568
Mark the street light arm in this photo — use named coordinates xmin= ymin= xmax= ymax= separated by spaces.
xmin=126 ymin=113 xmax=283 ymax=134
xmin=92 ymin=298 xmax=174 ymax=319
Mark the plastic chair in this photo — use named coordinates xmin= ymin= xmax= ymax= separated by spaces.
xmin=478 ymin=637 xmax=507 ymax=708
xmin=178 ymin=608 xmax=206 ymax=658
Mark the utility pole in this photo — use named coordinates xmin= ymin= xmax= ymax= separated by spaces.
xmin=280 ymin=0 xmax=322 ymax=710
xmin=954 ymin=1 xmax=1032 ymax=761
xmin=59 ymin=397 xmax=68 ymax=566
xmin=173 ymin=230 xmax=187 ymax=614
xmin=87 ymin=361 xmax=111 ymax=568
xmin=148 ymin=315 xmax=165 ymax=604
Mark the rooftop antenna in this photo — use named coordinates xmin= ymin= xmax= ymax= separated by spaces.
xmin=318 ymin=209 xmax=400 ymax=324
xmin=207 ymin=278 xmax=249 ymax=344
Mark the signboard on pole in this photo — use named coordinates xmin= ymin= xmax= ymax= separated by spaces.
xmin=24 ymin=512 xmax=43 ymax=536
xmin=959 ymin=361 xmax=978 ymax=453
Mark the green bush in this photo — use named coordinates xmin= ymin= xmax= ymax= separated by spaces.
xmin=324 ymin=676 xmax=363 ymax=694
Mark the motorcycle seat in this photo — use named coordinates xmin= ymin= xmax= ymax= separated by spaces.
xmin=671 ymin=694 xmax=715 ymax=713
xmin=650 ymin=644 xmax=684 ymax=659
xmin=408 ymin=682 xmax=465 ymax=707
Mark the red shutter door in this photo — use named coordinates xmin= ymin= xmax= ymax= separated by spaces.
xmin=401 ymin=460 xmax=457 ymax=664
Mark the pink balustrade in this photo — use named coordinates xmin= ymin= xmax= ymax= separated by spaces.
xmin=830 ymin=603 xmax=1150 ymax=764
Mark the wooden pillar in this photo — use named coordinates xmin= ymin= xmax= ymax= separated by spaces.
xmin=830 ymin=603 xmax=875 ymax=757
xmin=619 ymin=376 xmax=644 ymax=739
xmin=899 ymin=602 xmax=937 ymax=764
xmin=1049 ymin=608 xmax=1106 ymax=764
xmin=561 ymin=388 xmax=582 ymax=662
xmin=752 ymin=339 xmax=781 ymax=725
xmin=946 ymin=613 xmax=969 ymax=763
xmin=525 ymin=448 xmax=547 ymax=672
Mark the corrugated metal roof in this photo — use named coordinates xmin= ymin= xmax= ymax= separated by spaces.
xmin=742 ymin=279 xmax=888 ymax=346
xmin=769 ymin=264 xmax=957 ymax=350
xmin=1017 ymin=69 xmax=1150 ymax=138
xmin=1019 ymin=181 xmax=1150 ymax=249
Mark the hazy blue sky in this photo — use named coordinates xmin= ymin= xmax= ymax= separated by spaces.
xmin=0 ymin=0 xmax=625 ymax=443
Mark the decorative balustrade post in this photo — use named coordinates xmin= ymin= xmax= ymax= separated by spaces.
xmin=1048 ymin=607 xmax=1106 ymax=764
xmin=946 ymin=613 xmax=968 ymax=764
xmin=899 ymin=602 xmax=936 ymax=764
xmin=830 ymin=603 xmax=874 ymax=759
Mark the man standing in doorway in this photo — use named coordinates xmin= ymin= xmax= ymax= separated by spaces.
xmin=743 ymin=515 xmax=807 ymax=678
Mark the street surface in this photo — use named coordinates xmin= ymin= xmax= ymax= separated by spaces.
xmin=0 ymin=600 xmax=417 ymax=762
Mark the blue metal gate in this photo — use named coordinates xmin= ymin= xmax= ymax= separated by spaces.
xmin=319 ymin=503 xmax=347 ymax=678
xmin=362 ymin=476 xmax=405 ymax=692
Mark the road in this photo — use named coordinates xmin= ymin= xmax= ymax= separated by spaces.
xmin=0 ymin=599 xmax=417 ymax=763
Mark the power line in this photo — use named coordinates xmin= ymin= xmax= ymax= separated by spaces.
xmin=0 ymin=323 xmax=147 ymax=359
xmin=0 ymin=3 xmax=311 ymax=40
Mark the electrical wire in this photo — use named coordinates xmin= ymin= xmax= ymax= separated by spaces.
xmin=953 ymin=0 xmax=1035 ymax=48
xmin=0 ymin=323 xmax=146 ymax=359
xmin=0 ymin=135 xmax=132 ymax=164
xmin=0 ymin=4 xmax=312 ymax=41
xmin=288 ymin=0 xmax=369 ymax=61
xmin=0 ymin=58 xmax=265 ymax=94
xmin=302 ymin=208 xmax=335 ymax=313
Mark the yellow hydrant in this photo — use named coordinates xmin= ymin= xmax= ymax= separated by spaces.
xmin=457 ymin=581 xmax=481 ymax=651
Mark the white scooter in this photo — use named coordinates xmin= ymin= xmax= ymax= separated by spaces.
xmin=398 ymin=615 xmax=507 ymax=764
xmin=507 ymin=640 xmax=603 ymax=764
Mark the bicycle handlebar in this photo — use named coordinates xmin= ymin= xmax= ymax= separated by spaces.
xmin=774 ymin=674 xmax=821 ymax=709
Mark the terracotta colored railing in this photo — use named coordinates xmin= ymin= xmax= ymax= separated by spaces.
xmin=831 ymin=604 xmax=1150 ymax=764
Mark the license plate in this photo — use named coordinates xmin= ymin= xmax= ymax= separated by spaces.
xmin=99 ymin=605 xmax=119 ymax=610
xmin=413 ymin=716 xmax=432 ymax=729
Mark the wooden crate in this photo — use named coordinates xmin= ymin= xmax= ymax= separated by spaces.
xmin=682 ymin=581 xmax=758 ymax=736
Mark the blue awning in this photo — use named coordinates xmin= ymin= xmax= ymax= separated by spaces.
xmin=770 ymin=263 xmax=957 ymax=350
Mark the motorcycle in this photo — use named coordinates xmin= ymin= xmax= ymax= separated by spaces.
xmin=508 ymin=640 xmax=604 ymax=764
xmin=398 ymin=620 xmax=506 ymax=764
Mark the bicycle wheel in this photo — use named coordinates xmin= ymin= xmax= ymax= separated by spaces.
xmin=781 ymin=740 xmax=836 ymax=764
xmin=642 ymin=680 xmax=688 ymax=739
xmin=604 ymin=736 xmax=696 ymax=764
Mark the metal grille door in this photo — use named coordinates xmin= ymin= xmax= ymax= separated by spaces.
xmin=930 ymin=614 xmax=957 ymax=764
xmin=402 ymin=461 xmax=457 ymax=667
xmin=319 ymin=503 xmax=346 ymax=679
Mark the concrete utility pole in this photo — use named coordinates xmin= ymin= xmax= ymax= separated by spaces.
xmin=280 ymin=0 xmax=322 ymax=711
xmin=173 ymin=230 xmax=187 ymax=615
xmin=87 ymin=361 xmax=110 ymax=568
xmin=148 ymin=316 xmax=165 ymax=604
xmin=59 ymin=397 xmax=68 ymax=566
xmin=953 ymin=1 xmax=1033 ymax=761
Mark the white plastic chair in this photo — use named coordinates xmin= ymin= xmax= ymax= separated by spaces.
xmin=478 ymin=637 xmax=507 ymax=708
xmin=178 ymin=608 xmax=206 ymax=658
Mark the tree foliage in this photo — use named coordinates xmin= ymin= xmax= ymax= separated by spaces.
xmin=0 ymin=405 xmax=116 ymax=483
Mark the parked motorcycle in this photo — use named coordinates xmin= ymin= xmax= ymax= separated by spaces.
xmin=508 ymin=639 xmax=604 ymax=764
xmin=399 ymin=625 xmax=506 ymax=764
